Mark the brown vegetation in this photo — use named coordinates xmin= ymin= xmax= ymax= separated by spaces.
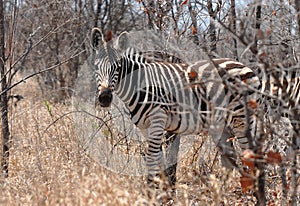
xmin=0 ymin=1 xmax=299 ymax=205
xmin=0 ymin=79 xmax=297 ymax=205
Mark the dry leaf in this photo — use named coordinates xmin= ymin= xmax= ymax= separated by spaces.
xmin=257 ymin=29 xmax=264 ymax=40
xmin=241 ymin=149 xmax=256 ymax=170
xmin=248 ymin=99 xmax=258 ymax=109
xmin=240 ymin=174 xmax=254 ymax=192
xmin=191 ymin=26 xmax=197 ymax=35
xmin=105 ymin=30 xmax=113 ymax=42
xmin=266 ymin=151 xmax=282 ymax=164
xmin=189 ymin=70 xmax=197 ymax=79
xmin=180 ymin=0 xmax=188 ymax=6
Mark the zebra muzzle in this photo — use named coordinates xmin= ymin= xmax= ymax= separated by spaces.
xmin=98 ymin=88 xmax=113 ymax=107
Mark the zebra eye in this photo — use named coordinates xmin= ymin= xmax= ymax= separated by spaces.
xmin=95 ymin=71 xmax=102 ymax=79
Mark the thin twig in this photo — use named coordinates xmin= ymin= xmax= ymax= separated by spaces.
xmin=0 ymin=50 xmax=85 ymax=96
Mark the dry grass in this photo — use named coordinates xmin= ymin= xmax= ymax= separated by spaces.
xmin=0 ymin=79 xmax=298 ymax=205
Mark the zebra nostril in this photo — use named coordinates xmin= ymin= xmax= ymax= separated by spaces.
xmin=98 ymin=89 xmax=113 ymax=107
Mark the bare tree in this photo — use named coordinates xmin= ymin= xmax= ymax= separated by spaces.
xmin=207 ymin=0 xmax=222 ymax=55
xmin=0 ymin=0 xmax=85 ymax=176
xmin=230 ymin=0 xmax=238 ymax=60
xmin=0 ymin=0 xmax=10 ymax=177
xmin=0 ymin=0 xmax=298 ymax=204
xmin=296 ymin=0 xmax=300 ymax=34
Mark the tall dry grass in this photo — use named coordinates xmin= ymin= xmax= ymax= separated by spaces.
xmin=0 ymin=78 xmax=295 ymax=205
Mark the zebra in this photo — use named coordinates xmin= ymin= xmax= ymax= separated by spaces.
xmin=258 ymin=65 xmax=300 ymax=152
xmin=91 ymin=27 xmax=262 ymax=187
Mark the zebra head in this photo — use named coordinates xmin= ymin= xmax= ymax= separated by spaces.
xmin=91 ymin=28 xmax=129 ymax=107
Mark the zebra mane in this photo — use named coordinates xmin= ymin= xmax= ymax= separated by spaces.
xmin=96 ymin=41 xmax=120 ymax=65
xmin=123 ymin=47 xmax=147 ymax=63
xmin=141 ymin=50 xmax=183 ymax=63
xmin=122 ymin=47 xmax=183 ymax=64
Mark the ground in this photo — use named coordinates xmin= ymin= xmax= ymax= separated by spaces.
xmin=0 ymin=77 xmax=298 ymax=205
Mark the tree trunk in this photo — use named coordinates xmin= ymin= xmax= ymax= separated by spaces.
xmin=207 ymin=0 xmax=217 ymax=54
xmin=188 ymin=1 xmax=199 ymax=45
xmin=230 ymin=0 xmax=238 ymax=60
xmin=295 ymin=0 xmax=300 ymax=35
xmin=255 ymin=1 xmax=262 ymax=30
xmin=253 ymin=0 xmax=262 ymax=55
xmin=0 ymin=0 xmax=10 ymax=177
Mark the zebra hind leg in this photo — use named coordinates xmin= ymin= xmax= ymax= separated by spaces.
xmin=164 ymin=132 xmax=181 ymax=188
xmin=216 ymin=127 xmax=238 ymax=169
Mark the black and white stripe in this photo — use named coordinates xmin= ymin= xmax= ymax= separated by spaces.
xmin=91 ymin=28 xmax=261 ymax=186
xmin=259 ymin=66 xmax=300 ymax=151
xmin=260 ymin=66 xmax=300 ymax=115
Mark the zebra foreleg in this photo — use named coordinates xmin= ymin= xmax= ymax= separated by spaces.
xmin=146 ymin=145 xmax=165 ymax=189
xmin=164 ymin=132 xmax=181 ymax=187
xmin=143 ymin=112 xmax=169 ymax=188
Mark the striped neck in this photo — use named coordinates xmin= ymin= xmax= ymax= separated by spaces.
xmin=114 ymin=48 xmax=145 ymax=104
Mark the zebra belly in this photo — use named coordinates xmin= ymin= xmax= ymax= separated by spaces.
xmin=165 ymin=110 xmax=203 ymax=135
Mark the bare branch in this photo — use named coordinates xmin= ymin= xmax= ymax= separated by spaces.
xmin=0 ymin=49 xmax=85 ymax=96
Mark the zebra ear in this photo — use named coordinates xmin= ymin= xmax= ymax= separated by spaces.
xmin=91 ymin=27 xmax=104 ymax=49
xmin=115 ymin=31 xmax=129 ymax=50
